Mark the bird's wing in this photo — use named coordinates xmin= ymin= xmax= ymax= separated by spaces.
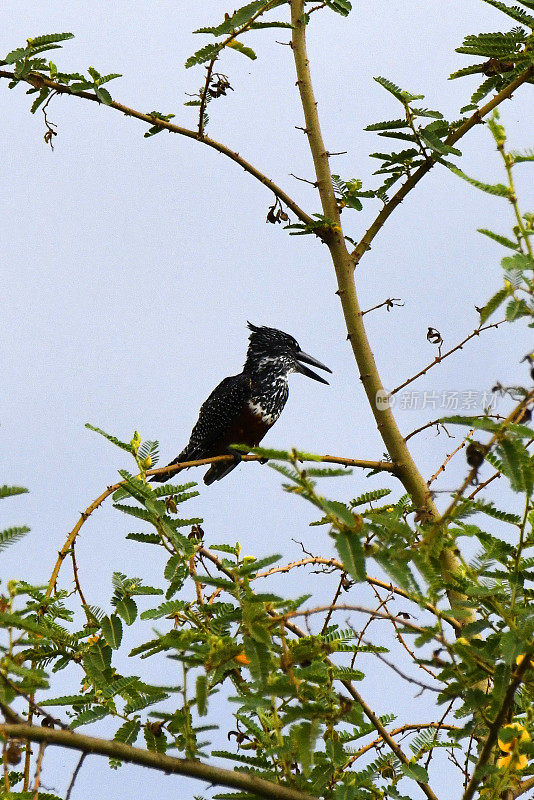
xmin=178 ymin=371 xmax=252 ymax=461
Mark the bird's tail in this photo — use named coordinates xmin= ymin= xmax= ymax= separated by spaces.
xmin=203 ymin=459 xmax=240 ymax=485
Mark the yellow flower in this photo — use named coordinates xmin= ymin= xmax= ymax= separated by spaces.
xmin=498 ymin=722 xmax=530 ymax=753
xmin=332 ymin=224 xmax=342 ymax=234
xmin=497 ymin=752 xmax=528 ymax=771
xmin=515 ymin=653 xmax=534 ymax=668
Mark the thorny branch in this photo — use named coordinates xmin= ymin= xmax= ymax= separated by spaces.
xmin=391 ymin=319 xmax=506 ymax=396
xmin=45 ymin=452 xmax=396 ymax=596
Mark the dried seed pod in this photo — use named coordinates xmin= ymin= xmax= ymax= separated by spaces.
xmin=427 ymin=327 xmax=443 ymax=345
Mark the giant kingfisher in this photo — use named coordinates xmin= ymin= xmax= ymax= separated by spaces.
xmin=152 ymin=322 xmax=331 ymax=485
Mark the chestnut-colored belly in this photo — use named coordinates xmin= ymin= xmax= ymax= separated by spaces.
xmin=208 ymin=403 xmax=272 ymax=456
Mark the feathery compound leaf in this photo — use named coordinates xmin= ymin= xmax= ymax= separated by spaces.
xmin=70 ymin=706 xmax=110 ymax=728
xmin=196 ymin=674 xmax=208 ymax=716
xmin=478 ymin=286 xmax=511 ymax=323
xmin=460 ymin=498 xmax=521 ymax=524
xmin=30 ymin=32 xmax=74 ymax=46
xmin=478 ymin=228 xmax=520 ymax=250
xmin=482 ymin=0 xmax=534 ymax=26
xmin=185 ymin=43 xmax=222 ymax=69
xmin=140 ymin=600 xmax=188 ymax=620
xmin=85 ymin=423 xmax=134 ymax=453
xmin=374 ymin=76 xmax=424 ymax=102
xmin=0 ymin=526 xmax=30 ymax=551
xmin=0 ymin=485 xmax=28 ymax=499
xmin=115 ymin=598 xmax=137 ymax=625
xmin=366 ymin=119 xmax=409 ymax=131
xmin=443 ymin=162 xmax=510 ymax=197
xmin=334 ymin=531 xmax=366 ymax=581
xmin=195 ymin=2 xmax=265 ymax=36
xmin=351 ymin=488 xmax=391 ymax=507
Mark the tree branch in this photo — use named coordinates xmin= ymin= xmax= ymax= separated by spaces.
xmin=289 ymin=0 xmax=472 ymax=617
xmin=0 ymin=69 xmax=312 ymax=227
xmin=391 ymin=319 xmax=506 ymax=396
xmin=460 ymin=651 xmax=533 ymax=800
xmin=0 ymin=723 xmax=317 ymax=800
xmin=45 ymin=452 xmax=395 ymax=596
xmin=339 ymin=683 xmax=440 ymax=800
xmin=351 ymin=65 xmax=534 ymax=268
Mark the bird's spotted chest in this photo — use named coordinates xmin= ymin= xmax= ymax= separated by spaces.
xmin=248 ymin=377 xmax=289 ymax=425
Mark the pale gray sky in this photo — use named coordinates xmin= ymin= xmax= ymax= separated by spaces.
xmin=1 ymin=1 xmax=532 ymax=798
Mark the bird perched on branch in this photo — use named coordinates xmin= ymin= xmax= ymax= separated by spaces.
xmin=151 ymin=322 xmax=331 ymax=485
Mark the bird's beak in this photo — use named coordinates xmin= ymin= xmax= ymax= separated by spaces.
xmin=295 ymin=350 xmax=332 ymax=385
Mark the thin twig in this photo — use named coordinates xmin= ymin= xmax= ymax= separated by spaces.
xmin=274 ymin=603 xmax=450 ymax=647
xmin=346 ymin=720 xmax=460 ymax=765
xmin=320 ymin=574 xmax=346 ymax=634
xmin=32 ymin=742 xmax=46 ymax=799
xmin=70 ymin=541 xmax=87 ymax=606
xmin=361 ymin=297 xmax=403 ymax=316
xmin=254 ymin=558 xmax=460 ymax=631
xmin=65 ymin=753 xmax=86 ymax=800
xmin=197 ymin=57 xmax=217 ymax=137
xmin=428 ymin=429 xmax=474 ymax=486
xmin=391 ymin=320 xmax=506 ymax=396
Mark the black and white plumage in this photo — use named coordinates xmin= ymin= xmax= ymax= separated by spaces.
xmin=152 ymin=322 xmax=331 ymax=485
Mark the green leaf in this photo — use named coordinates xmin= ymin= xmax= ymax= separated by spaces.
xmin=30 ymin=87 xmax=50 ymax=114
xmin=482 ymin=0 xmax=534 ymax=26
xmin=185 ymin=43 xmax=221 ymax=69
xmin=334 ymin=531 xmax=366 ymax=581
xmin=30 ymin=32 xmax=75 ymax=46
xmin=365 ymin=118 xmax=408 ymax=131
xmin=125 ymin=532 xmax=161 ymax=545
xmin=506 ymin=297 xmax=531 ymax=320
xmin=71 ymin=705 xmax=110 ymax=728
xmin=143 ymin=724 xmax=167 ymax=753
xmin=227 ymin=40 xmax=257 ymax=60
xmin=478 ymin=285 xmax=511 ymax=323
xmin=444 ymin=162 xmax=510 ymax=197
xmin=419 ymin=128 xmax=461 ymax=157
xmin=478 ymin=228 xmax=520 ymax=250
xmin=374 ymin=76 xmax=424 ymax=103
xmin=4 ymin=47 xmax=31 ymax=64
xmin=85 ymin=423 xmax=134 ymax=454
xmin=351 ymin=488 xmax=391 ymax=507
xmin=400 ymin=763 xmax=429 ymax=783
xmin=322 ymin=500 xmax=358 ymax=528
xmin=115 ymin=598 xmax=137 ymax=625
xmin=96 ymin=86 xmax=113 ymax=105
xmin=84 ymin=640 xmax=113 ymax=673
xmin=40 ymin=693 xmax=94 ymax=706
xmin=325 ymin=0 xmax=352 ymax=16
xmin=195 ymin=2 xmax=265 ymax=36
xmin=0 ymin=485 xmax=28 ymax=499
xmin=501 ymin=253 xmax=534 ymax=271
xmin=115 ymin=718 xmax=141 ymax=745
xmin=294 ymin=720 xmax=320 ymax=777
xmin=0 ymin=526 xmax=30 ymax=552
xmin=196 ymin=674 xmax=208 ymax=716
xmin=244 ymin=636 xmax=271 ymax=684
xmin=140 ymin=600 xmax=188 ymax=620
